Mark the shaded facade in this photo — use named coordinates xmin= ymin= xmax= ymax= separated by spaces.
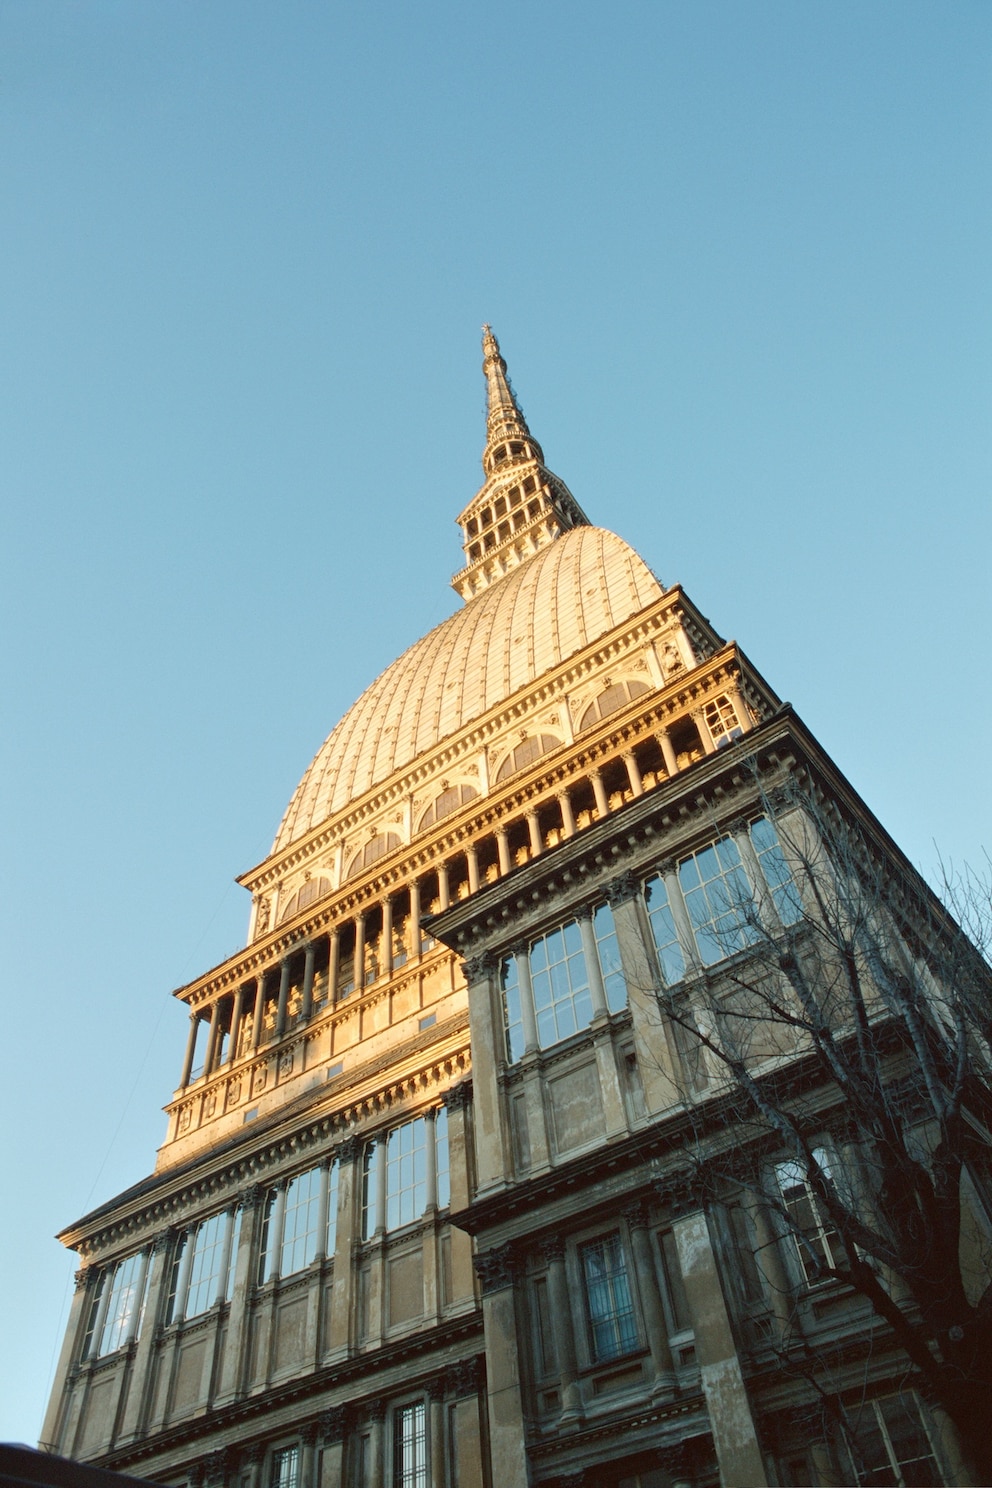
xmin=42 ymin=331 xmax=987 ymax=1487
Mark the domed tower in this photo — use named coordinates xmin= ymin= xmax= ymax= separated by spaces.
xmin=41 ymin=332 xmax=969 ymax=1488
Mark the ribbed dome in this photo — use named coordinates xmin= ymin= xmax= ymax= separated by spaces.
xmin=273 ymin=527 xmax=664 ymax=851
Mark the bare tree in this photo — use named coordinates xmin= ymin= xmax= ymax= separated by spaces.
xmin=655 ymin=778 xmax=992 ymax=1483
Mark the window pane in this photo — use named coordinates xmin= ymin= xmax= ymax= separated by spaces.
xmin=593 ymin=903 xmax=627 ymax=1012
xmin=679 ymin=836 xmax=757 ymax=966
xmin=581 ymin=1234 xmax=638 ymax=1362
xmin=503 ymin=957 xmax=525 ymax=1063
xmin=363 ymin=1144 xmax=379 ymax=1240
xmin=644 ymin=875 xmax=685 ymax=985
xmin=271 ymin=1446 xmax=300 ymax=1488
xmin=387 ymin=1118 xmax=427 ymax=1231
xmin=529 ymin=921 xmax=593 ymax=1048
xmin=750 ymin=817 xmax=803 ymax=925
xmin=185 ymin=1211 xmax=228 ymax=1318
xmin=258 ymin=1189 xmax=278 ymax=1282
xmin=435 ymin=1108 xmax=450 ymax=1211
xmin=394 ymin=1401 xmax=428 ymax=1488
xmin=98 ymin=1251 xmax=148 ymax=1355
xmin=325 ymin=1161 xmax=339 ymax=1257
xmin=281 ymin=1167 xmax=322 ymax=1276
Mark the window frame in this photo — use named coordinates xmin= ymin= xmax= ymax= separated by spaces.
xmin=392 ymin=1399 xmax=428 ymax=1488
xmin=579 ymin=1231 xmax=640 ymax=1364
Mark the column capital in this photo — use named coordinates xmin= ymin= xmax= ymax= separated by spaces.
xmin=73 ymin=1266 xmax=97 ymax=1292
xmin=152 ymin=1228 xmax=176 ymax=1256
xmin=446 ymin=1355 xmax=484 ymax=1396
xmin=443 ymin=1080 xmax=473 ymax=1112
xmin=300 ymin=1421 xmax=321 ymax=1448
xmin=657 ymin=856 xmax=677 ymax=877
xmin=538 ymin=1234 xmax=565 ymax=1265
xmin=574 ymin=904 xmax=594 ymax=923
xmin=366 ymin=1398 xmax=388 ymax=1425
xmin=337 ymin=1134 xmax=364 ymax=1165
xmin=237 ymin=1183 xmax=266 ymax=1213
xmin=463 ymin=952 xmax=499 ymax=984
xmin=240 ymin=1444 xmax=265 ymax=1469
xmin=320 ymin=1404 xmax=351 ymax=1444
xmin=621 ymin=1197 xmax=652 ymax=1230
xmin=474 ymin=1242 xmax=518 ymax=1295
xmin=607 ymin=871 xmax=639 ymax=907
xmin=426 ymin=1374 xmax=447 ymax=1403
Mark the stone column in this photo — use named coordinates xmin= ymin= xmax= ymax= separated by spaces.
xmin=301 ymin=942 xmax=317 ymax=1021
xmin=463 ymin=957 xmax=510 ymax=1193
xmin=251 ymin=972 xmax=267 ymax=1051
xmin=241 ymin=1444 xmax=264 ymax=1488
xmin=609 ymin=873 xmax=683 ymax=1114
xmin=268 ymin=1180 xmax=288 ymax=1282
xmin=474 ymin=1247 xmax=529 ymax=1488
xmin=425 ymin=1108 xmax=438 ymax=1210
xmin=327 ymin=1137 xmax=362 ymax=1359
xmin=367 ymin=1399 xmax=387 ymax=1488
xmin=409 ymin=880 xmax=422 ymax=960
xmin=354 ymin=913 xmax=366 ymax=990
xmin=275 ymin=956 xmax=292 ymax=1039
xmin=173 ymin=1223 xmax=196 ymax=1323
xmin=623 ymin=750 xmax=643 ymax=796
xmin=381 ymin=898 xmax=393 ymax=977
xmin=428 ymin=1377 xmax=446 ymax=1488
xmin=743 ymin=1192 xmax=793 ymax=1336
xmin=513 ymin=944 xmax=540 ymax=1055
xmin=437 ymin=862 xmax=451 ymax=911
xmin=327 ymin=929 xmax=340 ymax=1003
xmin=180 ymin=1012 xmax=201 ymax=1088
xmin=658 ymin=728 xmax=679 ymax=777
xmin=216 ymin=1187 xmax=265 ymax=1403
xmin=443 ymin=1085 xmax=476 ymax=1307
xmin=577 ymin=908 xmax=609 ymax=1020
xmin=557 ymin=789 xmax=576 ymax=838
xmin=112 ymin=1234 xmax=171 ymax=1443
xmin=672 ymin=1205 xmax=768 ymax=1486
xmin=496 ymin=826 xmax=511 ymax=876
xmin=205 ymin=1000 xmax=223 ymax=1075
xmin=622 ymin=1201 xmax=675 ymax=1393
xmin=590 ymin=768 xmax=609 ymax=819
xmin=541 ymin=1237 xmax=582 ymax=1423
xmin=319 ymin=1407 xmax=350 ymax=1488
xmin=466 ymin=843 xmax=480 ymax=894
xmin=226 ymin=985 xmax=246 ymax=1066
xmin=526 ymin=810 xmax=542 ymax=858
xmin=39 ymin=1268 xmax=100 ymax=1450
xmin=300 ymin=1421 xmax=320 ymax=1488
xmin=692 ymin=707 xmax=718 ymax=755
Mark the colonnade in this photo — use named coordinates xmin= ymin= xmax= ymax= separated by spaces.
xmin=178 ymin=704 xmax=733 ymax=1094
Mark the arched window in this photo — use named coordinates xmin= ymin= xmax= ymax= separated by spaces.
xmin=494 ymin=733 xmax=562 ymax=784
xmin=578 ymin=678 xmax=651 ymax=732
xmin=278 ymin=876 xmax=331 ymax=924
xmin=346 ymin=832 xmax=401 ymax=880
xmin=418 ymin=783 xmax=479 ymax=832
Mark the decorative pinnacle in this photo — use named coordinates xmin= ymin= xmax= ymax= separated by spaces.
xmin=481 ymin=325 xmax=542 ymax=470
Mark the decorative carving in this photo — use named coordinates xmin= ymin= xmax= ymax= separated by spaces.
xmin=73 ymin=1267 xmax=96 ymax=1292
xmin=203 ymin=1449 xmax=229 ymax=1486
xmin=238 ymin=1184 xmax=265 ymax=1213
xmin=301 ymin=1422 xmax=321 ymax=1448
xmin=278 ymin=1050 xmax=294 ymax=1077
xmin=607 ymin=871 xmax=639 ymax=907
xmin=538 ymin=1234 xmax=565 ymax=1265
xmin=474 ymin=1243 xmax=517 ymax=1295
xmin=255 ymin=898 xmax=270 ymax=936
xmin=320 ymin=1404 xmax=351 ymax=1444
xmin=443 ymin=1080 xmax=473 ymax=1113
xmin=447 ymin=1355 xmax=484 ymax=1396
xmin=366 ymin=1398 xmax=388 ymax=1424
xmin=656 ymin=857 xmax=677 ymax=878
xmin=426 ymin=1374 xmax=447 ymax=1403
xmin=621 ymin=1197 xmax=651 ymax=1230
xmin=227 ymin=1076 xmax=242 ymax=1105
xmin=240 ymin=1443 xmax=265 ymax=1469
xmin=187 ymin=1465 xmax=204 ymax=1488
xmin=336 ymin=1134 xmax=364 ymax=1165
xmin=177 ymin=1105 xmax=193 ymax=1134
xmin=152 ymin=1229 xmax=175 ymax=1256
xmin=203 ymin=1092 xmax=217 ymax=1120
xmin=660 ymin=640 xmax=684 ymax=677
xmin=462 ymin=952 xmax=498 ymax=984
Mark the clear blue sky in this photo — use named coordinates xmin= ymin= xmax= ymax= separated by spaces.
xmin=1 ymin=0 xmax=989 ymax=1445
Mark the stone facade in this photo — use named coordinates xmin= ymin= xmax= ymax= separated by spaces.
xmin=41 ymin=331 xmax=985 ymax=1488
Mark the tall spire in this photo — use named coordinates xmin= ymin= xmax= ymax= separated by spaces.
xmin=481 ymin=325 xmax=543 ymax=472
xmin=451 ymin=326 xmax=590 ymax=602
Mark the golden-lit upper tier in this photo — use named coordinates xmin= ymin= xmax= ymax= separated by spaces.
xmin=273 ymin=525 xmax=664 ymax=851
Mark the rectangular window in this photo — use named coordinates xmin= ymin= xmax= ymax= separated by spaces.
xmin=386 ymin=1119 xmax=428 ymax=1231
xmin=644 ymin=874 xmax=686 ymax=985
xmin=185 ymin=1211 xmax=230 ymax=1318
xmin=678 ymin=836 xmax=757 ymax=965
xmin=325 ymin=1160 xmax=340 ymax=1257
xmin=393 ymin=1401 xmax=428 ymax=1488
xmin=258 ymin=1189 xmax=277 ymax=1283
xmin=362 ymin=1142 xmax=379 ymax=1240
xmin=502 ymin=956 xmax=525 ymax=1063
xmin=749 ymin=816 xmax=803 ymax=925
xmin=581 ymin=1234 xmax=638 ymax=1362
xmin=850 ymin=1394 xmax=941 ymax=1487
xmin=281 ymin=1166 xmax=322 ymax=1277
xmin=271 ymin=1446 xmax=300 ymax=1488
xmin=593 ymin=903 xmax=627 ymax=1012
xmin=94 ymin=1251 xmax=148 ymax=1356
xmin=530 ymin=920 xmax=592 ymax=1048
xmin=776 ymin=1149 xmax=842 ymax=1284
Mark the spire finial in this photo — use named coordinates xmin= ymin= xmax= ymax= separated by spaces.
xmin=481 ymin=325 xmax=541 ymax=473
